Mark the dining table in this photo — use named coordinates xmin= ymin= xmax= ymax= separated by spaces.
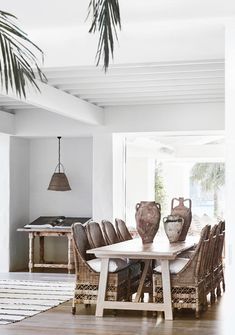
xmin=87 ymin=236 xmax=197 ymax=320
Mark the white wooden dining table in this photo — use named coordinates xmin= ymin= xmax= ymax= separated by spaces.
xmin=87 ymin=236 xmax=197 ymax=320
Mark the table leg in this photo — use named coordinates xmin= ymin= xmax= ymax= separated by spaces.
xmin=161 ymin=259 xmax=173 ymax=320
xmin=29 ymin=233 xmax=34 ymax=273
xmin=39 ymin=236 xmax=44 ymax=264
xmin=67 ymin=234 xmax=74 ymax=274
xmin=134 ymin=259 xmax=151 ymax=303
xmin=95 ymin=258 xmax=109 ymax=317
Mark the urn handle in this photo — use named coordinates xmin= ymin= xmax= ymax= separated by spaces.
xmin=135 ymin=203 xmax=141 ymax=212
xmin=171 ymin=197 xmax=192 ymax=210
xmin=184 ymin=198 xmax=192 ymax=209
xmin=155 ymin=202 xmax=161 ymax=211
xmin=163 ymin=216 xmax=168 ymax=223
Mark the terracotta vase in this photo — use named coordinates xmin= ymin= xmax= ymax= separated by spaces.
xmin=163 ymin=215 xmax=184 ymax=243
xmin=171 ymin=197 xmax=192 ymax=241
xmin=135 ymin=201 xmax=161 ymax=244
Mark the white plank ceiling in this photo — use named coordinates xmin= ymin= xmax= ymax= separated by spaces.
xmin=0 ymin=59 xmax=224 ymax=113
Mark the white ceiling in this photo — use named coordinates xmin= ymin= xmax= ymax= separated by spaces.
xmin=126 ymin=133 xmax=225 ymax=161
xmin=1 ymin=0 xmax=235 ymax=29
xmin=0 ymin=0 xmax=229 ymax=115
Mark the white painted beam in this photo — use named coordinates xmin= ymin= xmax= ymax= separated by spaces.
xmin=44 ymin=63 xmax=224 ymax=79
xmin=60 ymin=83 xmax=224 ymax=95
xmin=54 ymin=77 xmax=224 ymax=89
xmin=48 ymin=71 xmax=224 ymax=85
xmin=0 ymin=111 xmax=15 ymax=134
xmin=0 ymin=82 xmax=104 ymax=125
xmin=79 ymin=89 xmax=223 ymax=100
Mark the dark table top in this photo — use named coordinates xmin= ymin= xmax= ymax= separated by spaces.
xmin=18 ymin=216 xmax=91 ymax=232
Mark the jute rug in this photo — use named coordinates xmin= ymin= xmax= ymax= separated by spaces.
xmin=0 ymin=279 xmax=74 ymax=325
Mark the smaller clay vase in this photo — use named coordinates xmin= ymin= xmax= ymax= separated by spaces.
xmin=163 ymin=215 xmax=184 ymax=243
xmin=135 ymin=201 xmax=161 ymax=244
xmin=171 ymin=197 xmax=192 ymax=241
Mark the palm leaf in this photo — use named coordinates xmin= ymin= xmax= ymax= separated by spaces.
xmin=0 ymin=10 xmax=46 ymax=98
xmin=190 ymin=163 xmax=225 ymax=192
xmin=87 ymin=0 xmax=121 ymax=71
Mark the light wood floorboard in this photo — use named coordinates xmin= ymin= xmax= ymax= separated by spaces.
xmin=0 ymin=272 xmax=225 ymax=335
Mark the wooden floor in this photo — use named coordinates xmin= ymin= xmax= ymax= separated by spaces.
xmin=0 ymin=272 xmax=225 ymax=335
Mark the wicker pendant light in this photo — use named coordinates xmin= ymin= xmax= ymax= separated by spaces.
xmin=48 ymin=136 xmax=71 ymax=191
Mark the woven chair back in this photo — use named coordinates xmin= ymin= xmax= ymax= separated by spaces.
xmin=205 ymin=224 xmax=218 ymax=273
xmin=197 ymin=224 xmax=216 ymax=280
xmin=192 ymin=224 xmax=211 ymax=278
xmin=115 ymin=218 xmax=132 ymax=241
xmin=85 ymin=221 xmax=106 ymax=248
xmin=101 ymin=220 xmax=120 ymax=245
xmin=72 ymin=223 xmax=94 ymax=262
xmin=215 ymin=221 xmax=225 ymax=267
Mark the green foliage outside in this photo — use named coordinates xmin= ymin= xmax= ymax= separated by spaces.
xmin=155 ymin=162 xmax=167 ymax=215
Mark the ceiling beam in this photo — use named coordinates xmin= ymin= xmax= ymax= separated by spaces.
xmin=0 ymin=110 xmax=15 ymax=134
xmin=56 ymin=80 xmax=224 ymax=91
xmin=0 ymin=81 xmax=104 ymax=125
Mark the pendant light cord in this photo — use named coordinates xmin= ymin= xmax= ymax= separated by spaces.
xmin=58 ymin=136 xmax=61 ymax=173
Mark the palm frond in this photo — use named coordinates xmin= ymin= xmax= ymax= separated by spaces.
xmin=0 ymin=10 xmax=46 ymax=98
xmin=87 ymin=0 xmax=121 ymax=71
xmin=190 ymin=163 xmax=225 ymax=192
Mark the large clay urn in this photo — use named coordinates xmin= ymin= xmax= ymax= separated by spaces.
xmin=135 ymin=201 xmax=161 ymax=244
xmin=171 ymin=197 xmax=192 ymax=241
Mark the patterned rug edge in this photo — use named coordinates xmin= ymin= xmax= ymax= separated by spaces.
xmin=0 ymin=279 xmax=74 ymax=325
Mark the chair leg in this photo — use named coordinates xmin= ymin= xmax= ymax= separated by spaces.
xmin=222 ymin=275 xmax=225 ymax=292
xmin=210 ymin=290 xmax=216 ymax=304
xmin=202 ymin=293 xmax=208 ymax=311
xmin=195 ymin=293 xmax=200 ymax=318
xmin=141 ymin=292 xmax=144 ymax=302
xmin=216 ymin=283 xmax=221 ymax=297
xmin=148 ymin=292 xmax=153 ymax=303
xmin=72 ymin=298 xmax=76 ymax=314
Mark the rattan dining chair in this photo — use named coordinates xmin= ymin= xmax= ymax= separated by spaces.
xmin=212 ymin=220 xmax=225 ymax=300
xmin=71 ymin=223 xmax=129 ymax=314
xmin=153 ymin=224 xmax=211 ymax=318
xmin=114 ymin=218 xmax=154 ymax=302
xmin=100 ymin=219 xmax=141 ymax=301
xmin=203 ymin=224 xmax=218 ymax=304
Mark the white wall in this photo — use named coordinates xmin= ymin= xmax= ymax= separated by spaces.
xmin=105 ymin=103 xmax=224 ymax=133
xmin=9 ymin=137 xmax=30 ymax=271
xmin=29 ymin=137 xmax=93 ymax=262
xmin=29 ymin=137 xmax=92 ymax=219
xmin=0 ymin=134 xmax=10 ymax=272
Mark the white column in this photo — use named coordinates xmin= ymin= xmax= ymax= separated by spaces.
xmin=225 ymin=22 xmax=235 ymax=335
xmin=113 ymin=134 xmax=126 ymax=221
xmin=9 ymin=137 xmax=30 ymax=271
xmin=92 ymin=134 xmax=113 ymax=222
xmin=0 ymin=134 xmax=10 ymax=272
